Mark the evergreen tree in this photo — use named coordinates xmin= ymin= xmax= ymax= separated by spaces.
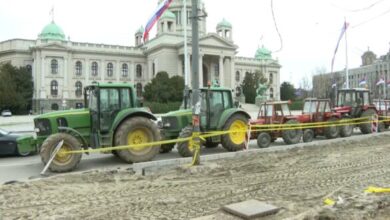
xmin=240 ymin=71 xmax=268 ymax=104
xmin=280 ymin=81 xmax=296 ymax=101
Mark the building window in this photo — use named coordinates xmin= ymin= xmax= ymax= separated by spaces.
xmin=51 ymin=59 xmax=58 ymax=74
xmin=26 ymin=65 xmax=32 ymax=73
xmin=75 ymin=81 xmax=83 ymax=97
xmin=50 ymin=80 xmax=58 ymax=96
xmin=91 ymin=62 xmax=98 ymax=76
xmin=75 ymin=61 xmax=82 ymax=75
xmin=152 ymin=63 xmax=156 ymax=76
xmin=136 ymin=83 xmax=143 ymax=97
xmin=269 ymin=72 xmax=273 ymax=84
xmin=235 ymin=71 xmax=240 ymax=82
xmin=107 ymin=63 xmax=113 ymax=77
xmin=122 ymin=63 xmax=128 ymax=77
xmin=51 ymin=103 xmax=59 ymax=111
xmin=270 ymin=88 xmax=274 ymax=99
xmin=214 ymin=64 xmax=219 ymax=77
xmin=75 ymin=103 xmax=83 ymax=109
xmin=136 ymin=64 xmax=142 ymax=78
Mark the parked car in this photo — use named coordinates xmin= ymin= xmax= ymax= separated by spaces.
xmin=1 ymin=110 xmax=12 ymax=117
xmin=0 ymin=128 xmax=35 ymax=156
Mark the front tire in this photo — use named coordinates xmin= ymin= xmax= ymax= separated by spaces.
xmin=40 ymin=133 xmax=82 ymax=173
xmin=177 ymin=126 xmax=194 ymax=157
xmin=302 ymin=129 xmax=314 ymax=143
xmin=339 ymin=117 xmax=353 ymax=137
xmin=160 ymin=143 xmax=174 ymax=153
xmin=359 ymin=109 xmax=377 ymax=134
xmin=221 ymin=114 xmax=249 ymax=151
xmin=282 ymin=120 xmax=302 ymax=145
xmin=324 ymin=118 xmax=339 ymax=139
xmin=115 ymin=117 xmax=160 ymax=163
xmin=257 ymin=132 xmax=271 ymax=148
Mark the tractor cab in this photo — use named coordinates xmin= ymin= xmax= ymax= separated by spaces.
xmin=301 ymin=98 xmax=334 ymax=122
xmin=335 ymin=88 xmax=372 ymax=116
xmin=256 ymin=101 xmax=293 ymax=124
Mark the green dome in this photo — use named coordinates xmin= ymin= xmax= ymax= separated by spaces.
xmin=255 ymin=45 xmax=272 ymax=60
xmin=217 ymin=18 xmax=232 ymax=29
xmin=136 ymin=26 xmax=144 ymax=34
xmin=38 ymin=21 xmax=65 ymax=41
xmin=160 ymin=10 xmax=176 ymax=20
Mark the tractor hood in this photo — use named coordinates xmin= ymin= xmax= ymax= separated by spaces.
xmin=35 ymin=108 xmax=90 ymax=119
xmin=333 ymin=106 xmax=352 ymax=114
xmin=162 ymin=109 xmax=192 ymax=117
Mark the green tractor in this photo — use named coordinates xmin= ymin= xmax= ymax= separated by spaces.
xmin=34 ymin=83 xmax=161 ymax=172
xmin=159 ymin=86 xmax=251 ymax=157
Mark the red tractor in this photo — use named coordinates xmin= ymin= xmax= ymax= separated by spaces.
xmin=373 ymin=99 xmax=390 ymax=131
xmin=250 ymin=101 xmax=302 ymax=148
xmin=333 ymin=88 xmax=377 ymax=135
xmin=296 ymin=98 xmax=342 ymax=142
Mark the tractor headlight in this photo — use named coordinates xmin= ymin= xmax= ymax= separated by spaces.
xmin=163 ymin=122 xmax=171 ymax=128
xmin=34 ymin=127 xmax=40 ymax=133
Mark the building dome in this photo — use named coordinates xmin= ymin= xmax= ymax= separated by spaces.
xmin=217 ymin=18 xmax=232 ymax=29
xmin=160 ymin=10 xmax=176 ymax=20
xmin=38 ymin=21 xmax=66 ymax=41
xmin=136 ymin=26 xmax=144 ymax=35
xmin=255 ymin=45 xmax=272 ymax=60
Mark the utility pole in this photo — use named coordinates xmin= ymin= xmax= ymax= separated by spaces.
xmin=191 ymin=0 xmax=201 ymax=165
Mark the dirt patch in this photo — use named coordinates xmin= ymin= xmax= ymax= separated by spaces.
xmin=1 ymin=134 xmax=390 ymax=219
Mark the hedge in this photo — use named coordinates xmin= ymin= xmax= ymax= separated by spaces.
xmin=289 ymin=100 xmax=304 ymax=111
xmin=143 ymin=101 xmax=182 ymax=114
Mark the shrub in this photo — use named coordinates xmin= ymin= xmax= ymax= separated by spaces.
xmin=143 ymin=101 xmax=182 ymax=114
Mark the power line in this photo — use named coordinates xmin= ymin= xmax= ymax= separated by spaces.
xmin=332 ymin=0 xmax=385 ymax=13
xmin=270 ymin=0 xmax=283 ymax=53
xmin=351 ymin=7 xmax=390 ymax=28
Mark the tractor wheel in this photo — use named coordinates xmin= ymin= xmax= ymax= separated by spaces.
xmin=359 ymin=109 xmax=377 ymax=134
xmin=40 ymin=133 xmax=82 ymax=173
xmin=324 ymin=118 xmax=339 ymax=139
xmin=115 ymin=117 xmax=160 ymax=163
xmin=160 ymin=143 xmax=175 ymax=153
xmin=204 ymin=140 xmax=219 ymax=148
xmin=302 ymin=129 xmax=314 ymax=143
xmin=257 ymin=132 xmax=271 ymax=148
xmin=221 ymin=114 xmax=249 ymax=152
xmin=177 ymin=126 xmax=194 ymax=157
xmin=339 ymin=117 xmax=353 ymax=137
xmin=282 ymin=120 xmax=302 ymax=145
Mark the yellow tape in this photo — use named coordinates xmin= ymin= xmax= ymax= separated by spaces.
xmin=323 ymin=198 xmax=335 ymax=206
xmin=365 ymin=186 xmax=390 ymax=193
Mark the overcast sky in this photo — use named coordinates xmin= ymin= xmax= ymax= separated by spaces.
xmin=1 ymin=0 xmax=389 ymax=87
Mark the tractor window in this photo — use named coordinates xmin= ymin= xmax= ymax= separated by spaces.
xmin=303 ymin=101 xmax=317 ymax=113
xmin=324 ymin=101 xmax=331 ymax=112
xmin=318 ymin=101 xmax=326 ymax=113
xmin=100 ymin=89 xmax=120 ymax=112
xmin=362 ymin=92 xmax=369 ymax=105
xmin=120 ymin=89 xmax=131 ymax=109
xmin=338 ymin=92 xmax=356 ymax=106
xmin=259 ymin=104 xmax=273 ymax=117
xmin=222 ymin=91 xmax=232 ymax=109
xmin=281 ymin=104 xmax=290 ymax=116
xmin=88 ymin=89 xmax=98 ymax=111
xmin=210 ymin=91 xmax=223 ymax=110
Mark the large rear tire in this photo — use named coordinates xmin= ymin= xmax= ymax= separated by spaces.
xmin=40 ymin=133 xmax=82 ymax=173
xmin=339 ymin=117 xmax=353 ymax=137
xmin=115 ymin=117 xmax=160 ymax=163
xmin=257 ymin=132 xmax=271 ymax=148
xmin=177 ymin=126 xmax=194 ymax=157
xmin=221 ymin=114 xmax=249 ymax=151
xmin=324 ymin=118 xmax=339 ymax=139
xmin=282 ymin=120 xmax=302 ymax=145
xmin=359 ymin=109 xmax=377 ymax=134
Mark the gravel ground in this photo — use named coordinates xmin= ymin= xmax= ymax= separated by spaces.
xmin=1 ymin=134 xmax=390 ymax=220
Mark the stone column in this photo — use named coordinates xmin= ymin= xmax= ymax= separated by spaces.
xmin=230 ymin=57 xmax=235 ymax=88
xmin=219 ymin=56 xmax=224 ymax=86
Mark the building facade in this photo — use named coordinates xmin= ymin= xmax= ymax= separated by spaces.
xmin=0 ymin=0 xmax=281 ymax=113
xmin=313 ymin=48 xmax=390 ymax=99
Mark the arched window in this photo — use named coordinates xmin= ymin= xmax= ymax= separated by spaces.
xmin=269 ymin=72 xmax=273 ymax=84
xmin=75 ymin=61 xmax=82 ymax=75
xmin=122 ymin=63 xmax=128 ymax=77
xmin=91 ymin=62 xmax=98 ymax=76
xmin=107 ymin=63 xmax=113 ymax=77
xmin=26 ymin=65 xmax=32 ymax=73
xmin=270 ymin=88 xmax=274 ymax=99
xmin=75 ymin=81 xmax=83 ymax=97
xmin=136 ymin=83 xmax=143 ymax=97
xmin=51 ymin=59 xmax=58 ymax=74
xmin=50 ymin=80 xmax=58 ymax=96
xmin=51 ymin=103 xmax=59 ymax=110
xmin=235 ymin=71 xmax=240 ymax=82
xmin=136 ymin=64 xmax=142 ymax=78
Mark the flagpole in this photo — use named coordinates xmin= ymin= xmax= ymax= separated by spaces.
xmin=183 ymin=0 xmax=189 ymax=88
xmin=344 ymin=18 xmax=349 ymax=89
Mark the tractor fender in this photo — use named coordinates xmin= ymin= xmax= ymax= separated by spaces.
xmin=217 ymin=109 xmax=251 ymax=130
xmin=58 ymin=126 xmax=88 ymax=149
xmin=112 ymin=108 xmax=157 ymax=134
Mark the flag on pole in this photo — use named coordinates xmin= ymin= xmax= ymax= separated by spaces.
xmin=387 ymin=80 xmax=390 ymax=88
xmin=331 ymin=21 xmax=349 ymax=73
xmin=143 ymin=0 xmax=174 ymax=42
xmin=358 ymin=77 xmax=367 ymax=86
xmin=376 ymin=78 xmax=385 ymax=86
